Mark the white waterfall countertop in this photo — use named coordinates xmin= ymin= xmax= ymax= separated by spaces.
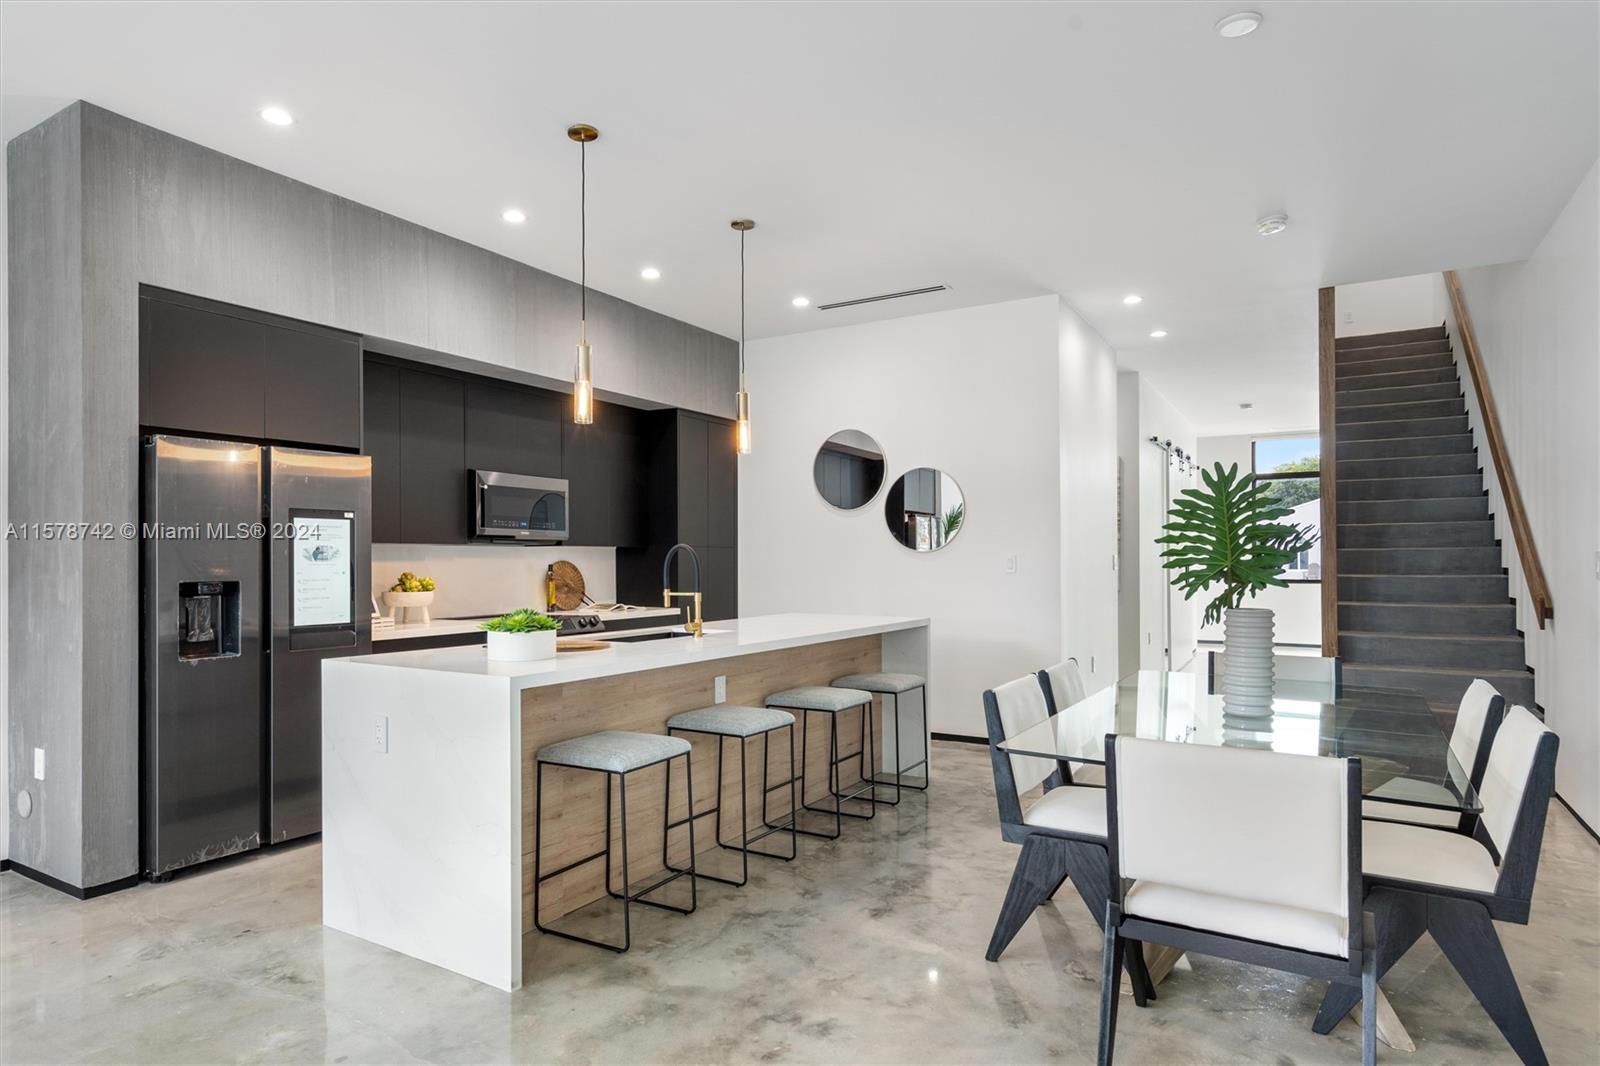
xmin=340 ymin=613 xmax=929 ymax=691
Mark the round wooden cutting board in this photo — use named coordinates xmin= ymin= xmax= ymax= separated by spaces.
xmin=550 ymin=560 xmax=586 ymax=611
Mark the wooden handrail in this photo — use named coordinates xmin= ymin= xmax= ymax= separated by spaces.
xmin=1317 ymin=286 xmax=1339 ymax=656
xmin=1443 ymin=269 xmax=1554 ymax=627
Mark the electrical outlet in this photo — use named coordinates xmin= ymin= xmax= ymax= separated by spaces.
xmin=33 ymin=747 xmax=45 ymax=781
xmin=374 ymin=714 xmax=389 ymax=754
xmin=713 ymin=675 xmax=727 ymax=704
xmin=1004 ymin=554 xmax=1018 ymax=574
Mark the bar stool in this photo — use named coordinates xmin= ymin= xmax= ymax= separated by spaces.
xmin=765 ymin=686 xmax=877 ymax=840
xmin=665 ymin=705 xmax=800 ymax=886
xmin=533 ymin=730 xmax=697 ymax=953
xmin=832 ymin=671 xmax=929 ymax=806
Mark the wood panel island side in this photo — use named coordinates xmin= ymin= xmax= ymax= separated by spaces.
xmin=321 ymin=614 xmax=931 ymax=990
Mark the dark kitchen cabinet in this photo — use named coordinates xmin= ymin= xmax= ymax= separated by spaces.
xmin=362 ymin=363 xmax=403 ymax=543
xmin=465 ymin=381 xmax=562 ymax=479
xmin=563 ymin=401 xmax=646 ymax=548
xmin=140 ymin=295 xmax=268 ymax=440
xmin=674 ymin=415 xmax=709 ymax=546
xmin=397 ymin=368 xmax=467 ymax=544
xmin=707 ymin=421 xmax=738 ymax=548
xmin=140 ymin=289 xmax=361 ymax=450
xmin=262 ymin=323 xmax=362 ymax=451
xmin=702 ymin=546 xmax=737 ymax=622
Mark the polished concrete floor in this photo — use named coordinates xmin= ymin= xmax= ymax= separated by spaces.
xmin=3 ymin=741 xmax=1597 ymax=1065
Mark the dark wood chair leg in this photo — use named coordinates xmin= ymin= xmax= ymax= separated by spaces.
xmin=1041 ymin=871 xmax=1069 ymax=905
xmin=1124 ymin=938 xmax=1157 ymax=1006
xmin=1062 ymin=839 xmax=1113 ymax=931
xmin=1360 ymin=913 xmax=1378 ymax=1066
xmin=1314 ymin=887 xmax=1426 ymax=1034
xmin=985 ymin=834 xmax=1069 ymax=962
xmin=1098 ymin=907 xmax=1124 ymax=1066
xmin=1428 ymin=896 xmax=1549 ymax=1066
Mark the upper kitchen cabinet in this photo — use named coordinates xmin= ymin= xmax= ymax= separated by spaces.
xmin=562 ymin=400 xmax=645 ymax=548
xmin=139 ymin=288 xmax=361 ymax=450
xmin=674 ymin=414 xmax=710 ymax=546
xmin=362 ymin=362 xmax=403 ymax=543
xmin=140 ymin=293 xmax=268 ymax=440
xmin=465 ymin=380 xmax=562 ymax=478
xmin=397 ymin=367 xmax=467 ymax=545
xmin=261 ymin=322 xmax=362 ymax=451
xmin=706 ymin=418 xmax=738 ymax=548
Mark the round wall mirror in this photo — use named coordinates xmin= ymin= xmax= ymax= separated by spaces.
xmin=813 ymin=430 xmax=886 ymax=511
xmin=885 ymin=468 xmax=965 ymax=552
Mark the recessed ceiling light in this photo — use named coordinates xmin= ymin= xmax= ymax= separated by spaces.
xmin=1149 ymin=329 xmax=1168 ymax=339
xmin=1256 ymin=212 xmax=1289 ymax=236
xmin=1122 ymin=294 xmax=1143 ymax=306
xmin=501 ymin=207 xmax=527 ymax=225
xmin=791 ymin=296 xmax=811 ymax=308
xmin=258 ymin=106 xmax=294 ymax=127
xmin=1215 ymin=11 xmax=1262 ymax=38
xmin=640 ymin=266 xmax=661 ymax=280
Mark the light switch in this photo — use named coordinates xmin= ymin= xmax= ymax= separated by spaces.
xmin=374 ymin=714 xmax=389 ymax=754
xmin=713 ymin=676 xmax=727 ymax=704
xmin=1005 ymin=555 xmax=1018 ymax=574
xmin=33 ymin=747 xmax=45 ymax=781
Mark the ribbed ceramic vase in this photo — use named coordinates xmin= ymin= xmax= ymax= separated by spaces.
xmin=1221 ymin=607 xmax=1275 ymax=718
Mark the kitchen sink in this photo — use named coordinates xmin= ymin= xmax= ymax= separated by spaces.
xmin=603 ymin=629 xmax=696 ymax=642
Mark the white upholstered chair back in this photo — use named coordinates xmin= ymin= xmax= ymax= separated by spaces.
xmin=990 ymin=674 xmax=1057 ymax=797
xmin=1478 ymin=706 xmax=1552 ymax=858
xmin=1112 ymin=737 xmax=1351 ymax=919
xmin=1450 ymin=679 xmax=1501 ymax=772
xmin=1043 ymin=658 xmax=1088 ymax=712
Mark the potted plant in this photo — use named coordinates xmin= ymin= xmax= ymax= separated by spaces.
xmin=1156 ymin=462 xmax=1317 ymax=715
xmin=480 ymin=608 xmax=561 ymax=663
xmin=384 ymin=571 xmax=437 ymax=624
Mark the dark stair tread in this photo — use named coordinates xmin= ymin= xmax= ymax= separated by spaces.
xmin=1338 ymin=629 xmax=1523 ymax=644
xmin=1338 ymin=599 xmax=1515 ymax=608
xmin=1339 ymin=663 xmax=1532 ymax=681
xmin=1336 ymin=326 xmax=1448 ymax=348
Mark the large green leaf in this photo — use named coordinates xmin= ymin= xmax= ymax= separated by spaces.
xmin=1156 ymin=462 xmax=1319 ymax=626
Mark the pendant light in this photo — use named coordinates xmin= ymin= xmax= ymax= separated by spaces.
xmin=569 ymin=123 xmax=599 ymax=425
xmin=731 ymin=219 xmax=754 ymax=454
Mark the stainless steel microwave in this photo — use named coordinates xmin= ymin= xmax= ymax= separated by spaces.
xmin=471 ymin=471 xmax=570 ymax=541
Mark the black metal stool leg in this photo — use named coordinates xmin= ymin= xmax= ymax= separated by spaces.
xmin=826 ymin=702 xmax=878 ymax=820
xmin=794 ymin=707 xmax=843 ymax=840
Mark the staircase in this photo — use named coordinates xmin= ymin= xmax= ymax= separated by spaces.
xmin=1333 ymin=324 xmax=1535 ymax=709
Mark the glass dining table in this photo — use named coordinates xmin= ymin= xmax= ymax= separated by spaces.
xmin=998 ymin=670 xmax=1480 ymax=814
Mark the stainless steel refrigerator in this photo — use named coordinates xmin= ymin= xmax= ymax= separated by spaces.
xmin=141 ymin=435 xmax=371 ymax=878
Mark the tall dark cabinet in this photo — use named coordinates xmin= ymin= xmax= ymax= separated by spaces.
xmin=619 ymin=411 xmax=739 ymax=621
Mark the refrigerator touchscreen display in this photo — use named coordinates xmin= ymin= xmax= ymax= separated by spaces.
xmin=291 ymin=510 xmax=354 ymax=628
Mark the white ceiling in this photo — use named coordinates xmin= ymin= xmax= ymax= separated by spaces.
xmin=3 ymin=1 xmax=1595 ymax=434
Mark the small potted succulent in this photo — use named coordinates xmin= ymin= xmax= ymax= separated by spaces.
xmin=480 ymin=608 xmax=561 ymax=663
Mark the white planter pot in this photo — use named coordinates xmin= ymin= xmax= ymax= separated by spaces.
xmin=485 ymin=628 xmax=557 ymax=663
xmin=1221 ymin=606 xmax=1275 ymax=718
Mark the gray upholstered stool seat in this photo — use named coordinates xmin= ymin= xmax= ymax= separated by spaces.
xmin=766 ymin=686 xmax=873 ymax=712
xmin=832 ymin=671 xmax=926 ymax=694
xmin=537 ymin=730 xmax=691 ymax=773
xmin=668 ymin=705 xmax=795 ymax=737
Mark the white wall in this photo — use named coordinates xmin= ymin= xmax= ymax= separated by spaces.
xmin=1452 ymin=159 xmax=1600 ymax=830
xmin=1058 ymin=303 xmax=1121 ymax=694
xmin=1195 ymin=432 xmax=1323 ymax=646
xmin=1 ymin=136 xmax=8 ymax=862
xmin=1335 ymin=272 xmax=1449 ymax=338
xmin=1117 ymin=374 xmax=1199 ymax=672
xmin=371 ymin=545 xmax=617 ymax=620
xmin=740 ymin=295 xmax=1088 ymax=737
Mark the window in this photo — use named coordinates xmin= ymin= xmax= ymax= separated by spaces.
xmin=1251 ymin=435 xmax=1321 ymax=582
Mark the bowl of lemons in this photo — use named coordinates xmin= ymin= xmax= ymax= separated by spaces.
xmin=384 ymin=572 xmax=437 ymax=624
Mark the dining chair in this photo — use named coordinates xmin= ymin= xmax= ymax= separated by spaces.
xmin=1037 ymin=658 xmax=1103 ymax=785
xmin=1361 ymin=678 xmax=1505 ymax=832
xmin=980 ymin=675 xmax=1156 ymax=1003
xmin=1313 ymin=706 xmax=1559 ymax=1066
xmin=1099 ymin=736 xmax=1375 ymax=1066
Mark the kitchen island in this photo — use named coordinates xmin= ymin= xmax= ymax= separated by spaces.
xmin=321 ymin=613 xmax=930 ymax=990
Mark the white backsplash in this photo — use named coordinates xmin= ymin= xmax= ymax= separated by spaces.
xmin=372 ymin=544 xmax=619 ymax=619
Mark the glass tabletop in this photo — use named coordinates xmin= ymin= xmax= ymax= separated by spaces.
xmin=997 ymin=670 xmax=1480 ymax=813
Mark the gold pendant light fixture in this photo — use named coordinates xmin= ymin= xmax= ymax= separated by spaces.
xmin=569 ymin=123 xmax=600 ymax=425
xmin=731 ymin=219 xmax=755 ymax=454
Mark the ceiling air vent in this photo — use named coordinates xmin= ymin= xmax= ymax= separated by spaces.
xmin=816 ymin=285 xmax=949 ymax=311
